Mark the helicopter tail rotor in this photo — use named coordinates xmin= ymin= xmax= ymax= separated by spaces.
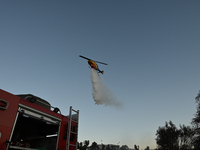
xmin=101 ymin=71 xmax=104 ymax=74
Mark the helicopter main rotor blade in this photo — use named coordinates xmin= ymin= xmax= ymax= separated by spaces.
xmin=95 ymin=61 xmax=108 ymax=65
xmin=79 ymin=55 xmax=108 ymax=65
xmin=79 ymin=55 xmax=91 ymax=60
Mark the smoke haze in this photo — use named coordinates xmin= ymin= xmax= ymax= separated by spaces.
xmin=91 ymin=68 xmax=122 ymax=108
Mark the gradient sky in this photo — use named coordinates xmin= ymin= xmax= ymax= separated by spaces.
xmin=1 ymin=1 xmax=200 ymax=149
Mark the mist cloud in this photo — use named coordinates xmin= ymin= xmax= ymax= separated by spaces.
xmin=91 ymin=68 xmax=122 ymax=108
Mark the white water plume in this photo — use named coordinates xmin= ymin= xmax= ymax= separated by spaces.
xmin=91 ymin=68 xmax=122 ymax=108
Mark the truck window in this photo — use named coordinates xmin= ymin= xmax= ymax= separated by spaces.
xmin=8 ymin=108 xmax=60 ymax=150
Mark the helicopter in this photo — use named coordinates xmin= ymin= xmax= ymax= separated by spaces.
xmin=79 ymin=55 xmax=108 ymax=74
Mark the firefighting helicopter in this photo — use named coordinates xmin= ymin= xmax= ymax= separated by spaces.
xmin=79 ymin=55 xmax=108 ymax=74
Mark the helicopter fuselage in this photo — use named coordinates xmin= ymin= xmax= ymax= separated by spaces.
xmin=88 ymin=60 xmax=98 ymax=70
xmin=79 ymin=55 xmax=107 ymax=74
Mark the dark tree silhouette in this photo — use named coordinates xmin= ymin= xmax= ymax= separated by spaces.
xmin=155 ymin=90 xmax=200 ymax=150
xmin=78 ymin=140 xmax=90 ymax=150
xmin=78 ymin=142 xmax=83 ymax=150
xmin=102 ymin=144 xmax=105 ymax=150
xmin=179 ymin=125 xmax=193 ymax=150
xmin=84 ymin=140 xmax=90 ymax=148
xmin=120 ymin=145 xmax=129 ymax=150
xmin=155 ymin=121 xmax=179 ymax=150
xmin=91 ymin=141 xmax=98 ymax=150
xmin=105 ymin=145 xmax=110 ymax=150
xmin=144 ymin=146 xmax=149 ymax=150
xmin=191 ymin=91 xmax=200 ymax=149
xmin=134 ymin=145 xmax=139 ymax=150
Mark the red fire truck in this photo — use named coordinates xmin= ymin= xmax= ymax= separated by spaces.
xmin=0 ymin=89 xmax=79 ymax=150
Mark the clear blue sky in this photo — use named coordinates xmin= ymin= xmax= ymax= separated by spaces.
xmin=1 ymin=1 xmax=200 ymax=149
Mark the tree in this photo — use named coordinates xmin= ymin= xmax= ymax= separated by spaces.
xmin=78 ymin=142 xmax=83 ymax=150
xmin=179 ymin=125 xmax=193 ymax=150
xmin=191 ymin=91 xmax=200 ymax=149
xmin=84 ymin=140 xmax=90 ymax=148
xmin=144 ymin=146 xmax=149 ymax=150
xmin=193 ymin=90 xmax=200 ymax=124
xmin=91 ymin=141 xmax=98 ymax=150
xmin=155 ymin=90 xmax=200 ymax=149
xmin=120 ymin=145 xmax=129 ymax=150
xmin=134 ymin=145 xmax=139 ymax=150
xmin=155 ymin=120 xmax=179 ymax=150
xmin=102 ymin=144 xmax=105 ymax=150
xmin=78 ymin=140 xmax=90 ymax=150
xmin=106 ymin=145 xmax=110 ymax=150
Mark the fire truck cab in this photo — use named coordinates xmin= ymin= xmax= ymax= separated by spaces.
xmin=0 ymin=89 xmax=79 ymax=150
